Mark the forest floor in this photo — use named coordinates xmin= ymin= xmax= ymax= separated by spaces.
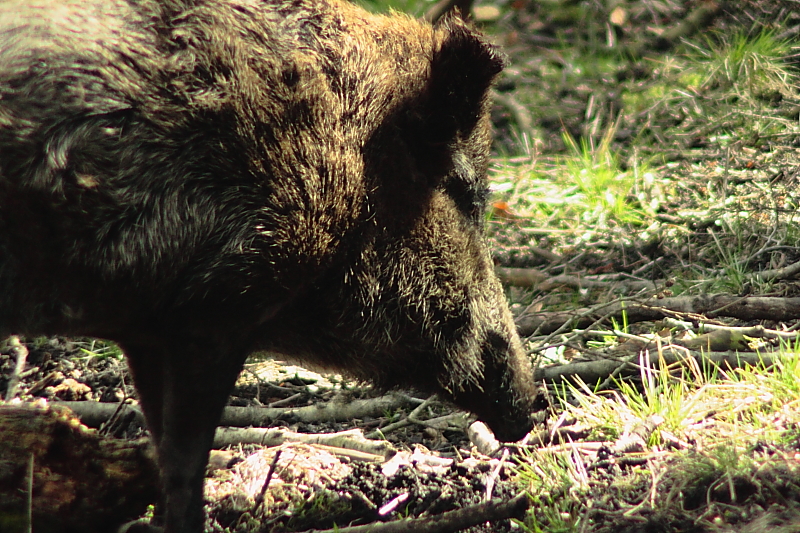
xmin=484 ymin=0 xmax=800 ymax=532
xmin=4 ymin=1 xmax=800 ymax=532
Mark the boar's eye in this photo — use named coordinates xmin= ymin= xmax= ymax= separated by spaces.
xmin=443 ymin=151 xmax=487 ymax=225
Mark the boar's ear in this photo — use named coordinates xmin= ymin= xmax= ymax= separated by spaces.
xmin=424 ymin=17 xmax=506 ymax=145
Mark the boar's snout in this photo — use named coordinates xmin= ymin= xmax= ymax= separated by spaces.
xmin=448 ymin=330 xmax=536 ymax=442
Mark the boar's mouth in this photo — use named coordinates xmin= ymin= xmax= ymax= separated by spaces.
xmin=445 ymin=331 xmax=536 ymax=443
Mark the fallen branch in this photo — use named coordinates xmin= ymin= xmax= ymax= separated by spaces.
xmin=746 ymin=258 xmax=800 ymax=282
xmin=213 ymin=426 xmax=394 ymax=459
xmin=496 ymin=266 xmax=657 ymax=292
xmin=663 ymin=318 xmax=800 ymax=340
xmin=58 ymin=392 xmax=412 ymax=430
xmin=574 ymin=327 xmax=752 ymax=353
xmin=56 ymin=401 xmax=146 ymax=428
xmin=220 ymin=393 xmax=412 ymax=425
xmin=534 ymin=347 xmax=780 ymax=385
xmin=306 ymin=492 xmax=529 ymax=533
xmin=517 ymin=294 xmax=800 ymax=336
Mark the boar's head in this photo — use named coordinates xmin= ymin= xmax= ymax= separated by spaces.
xmin=254 ymin=13 xmax=538 ymax=442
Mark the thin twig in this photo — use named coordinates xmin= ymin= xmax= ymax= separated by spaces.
xmin=5 ymin=336 xmax=29 ymax=401
xmin=253 ymin=449 xmax=282 ymax=513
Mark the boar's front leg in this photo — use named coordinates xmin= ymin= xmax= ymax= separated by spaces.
xmin=122 ymin=338 xmax=250 ymax=533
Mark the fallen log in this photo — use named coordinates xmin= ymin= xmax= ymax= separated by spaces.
xmin=0 ymin=403 xmax=158 ymax=533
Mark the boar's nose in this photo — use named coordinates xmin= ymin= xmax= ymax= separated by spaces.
xmin=450 ymin=378 xmax=536 ymax=443
xmin=448 ymin=330 xmax=537 ymax=442
xmin=482 ymin=406 xmax=534 ymax=442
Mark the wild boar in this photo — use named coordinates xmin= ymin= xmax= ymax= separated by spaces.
xmin=0 ymin=0 xmax=537 ymax=531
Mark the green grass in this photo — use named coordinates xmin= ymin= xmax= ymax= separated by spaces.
xmin=75 ymin=339 xmax=125 ymax=361
xmin=615 ymin=26 xmax=798 ymax=156
xmin=515 ymin=450 xmax=585 ymax=533
xmin=688 ymin=27 xmax=795 ymax=97
xmin=490 ymin=125 xmax=652 ymax=234
xmin=563 ymin=129 xmax=649 ymax=226
xmin=514 ymin=346 xmax=800 ymax=532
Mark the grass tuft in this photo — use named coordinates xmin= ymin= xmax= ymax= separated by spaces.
xmin=687 ymin=27 xmax=795 ymax=98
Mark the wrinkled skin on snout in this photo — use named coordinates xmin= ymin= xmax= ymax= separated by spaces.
xmin=0 ymin=0 xmax=537 ymax=531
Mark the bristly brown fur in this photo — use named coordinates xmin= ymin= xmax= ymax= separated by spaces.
xmin=0 ymin=1 xmax=537 ymax=531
